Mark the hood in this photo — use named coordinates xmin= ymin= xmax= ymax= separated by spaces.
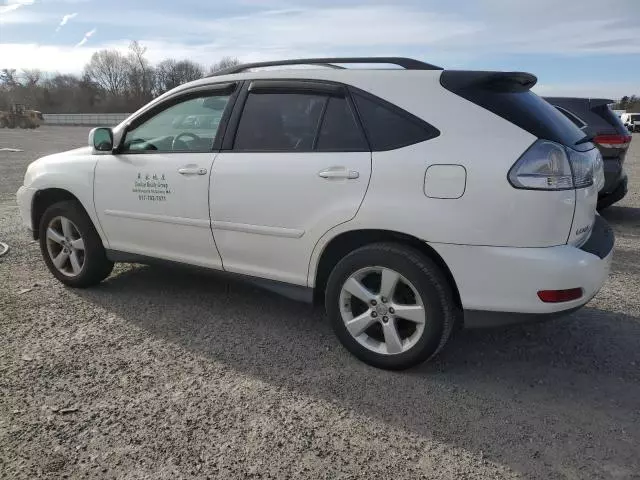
xmin=36 ymin=146 xmax=93 ymax=163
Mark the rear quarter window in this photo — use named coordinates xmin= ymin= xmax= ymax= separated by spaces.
xmin=352 ymin=92 xmax=439 ymax=151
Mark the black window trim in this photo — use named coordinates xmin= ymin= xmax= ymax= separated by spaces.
xmin=311 ymin=97 xmax=330 ymax=151
xmin=248 ymin=79 xmax=346 ymax=97
xmin=115 ymin=82 xmax=240 ymax=155
xmin=314 ymin=94 xmax=370 ymax=152
xmin=222 ymin=78 xmax=372 ymax=153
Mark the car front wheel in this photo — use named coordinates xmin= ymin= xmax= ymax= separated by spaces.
xmin=39 ymin=200 xmax=114 ymax=288
xmin=325 ymin=243 xmax=456 ymax=370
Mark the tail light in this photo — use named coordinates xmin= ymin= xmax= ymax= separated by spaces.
xmin=593 ymin=134 xmax=631 ymax=149
xmin=508 ymin=140 xmax=603 ymax=191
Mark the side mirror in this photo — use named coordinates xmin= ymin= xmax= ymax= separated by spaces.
xmin=89 ymin=127 xmax=114 ymax=152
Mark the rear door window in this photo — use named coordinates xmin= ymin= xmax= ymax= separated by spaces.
xmin=316 ymin=97 xmax=368 ymax=151
xmin=234 ymin=93 xmax=325 ymax=151
xmin=353 ymin=93 xmax=439 ymax=151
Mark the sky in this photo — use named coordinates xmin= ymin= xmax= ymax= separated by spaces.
xmin=1 ymin=0 xmax=639 ymax=99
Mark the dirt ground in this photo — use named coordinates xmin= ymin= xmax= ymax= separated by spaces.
xmin=1 ymin=126 xmax=639 ymax=480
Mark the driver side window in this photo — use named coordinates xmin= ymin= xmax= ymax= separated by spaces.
xmin=123 ymin=93 xmax=231 ymax=153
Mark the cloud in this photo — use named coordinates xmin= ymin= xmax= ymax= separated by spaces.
xmin=0 ymin=0 xmax=35 ymax=14
xmin=55 ymin=12 xmax=77 ymax=32
xmin=75 ymin=27 xmax=96 ymax=47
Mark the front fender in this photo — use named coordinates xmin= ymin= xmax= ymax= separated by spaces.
xmin=25 ymin=154 xmax=108 ymax=246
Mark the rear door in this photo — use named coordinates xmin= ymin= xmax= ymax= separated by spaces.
xmin=210 ymin=80 xmax=372 ymax=285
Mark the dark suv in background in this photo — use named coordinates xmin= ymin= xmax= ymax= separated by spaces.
xmin=545 ymin=97 xmax=632 ymax=210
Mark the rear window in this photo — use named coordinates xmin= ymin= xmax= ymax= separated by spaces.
xmin=481 ymin=91 xmax=585 ymax=146
xmin=593 ymin=104 xmax=627 ymax=131
xmin=441 ymin=71 xmax=586 ymax=147
xmin=555 ymin=106 xmax=587 ymax=129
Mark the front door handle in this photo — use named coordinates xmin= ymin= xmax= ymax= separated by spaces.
xmin=178 ymin=167 xmax=207 ymax=176
xmin=318 ymin=168 xmax=359 ymax=180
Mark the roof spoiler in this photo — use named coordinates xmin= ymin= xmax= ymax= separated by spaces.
xmin=589 ymin=98 xmax=615 ymax=108
xmin=440 ymin=71 xmax=537 ymax=93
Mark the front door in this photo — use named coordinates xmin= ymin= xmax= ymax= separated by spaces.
xmin=210 ymin=82 xmax=372 ymax=285
xmin=94 ymin=88 xmax=233 ymax=268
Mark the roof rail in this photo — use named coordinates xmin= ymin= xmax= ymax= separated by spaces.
xmin=208 ymin=57 xmax=443 ymax=77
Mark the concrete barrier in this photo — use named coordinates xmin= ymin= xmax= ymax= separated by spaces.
xmin=43 ymin=113 xmax=131 ymax=126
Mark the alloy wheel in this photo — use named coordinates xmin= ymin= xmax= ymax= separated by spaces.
xmin=339 ymin=266 xmax=426 ymax=355
xmin=45 ymin=216 xmax=86 ymax=277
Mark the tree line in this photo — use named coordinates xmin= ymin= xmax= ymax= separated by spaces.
xmin=2 ymin=45 xmax=638 ymax=115
xmin=0 ymin=41 xmax=239 ymax=113
xmin=613 ymin=95 xmax=640 ymax=113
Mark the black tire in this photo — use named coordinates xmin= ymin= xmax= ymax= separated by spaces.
xmin=325 ymin=243 xmax=456 ymax=370
xmin=39 ymin=200 xmax=114 ymax=288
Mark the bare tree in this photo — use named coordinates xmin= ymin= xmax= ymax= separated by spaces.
xmin=0 ymin=68 xmax=19 ymax=87
xmin=209 ymin=56 xmax=240 ymax=74
xmin=126 ymin=41 xmax=154 ymax=103
xmin=21 ymin=69 xmax=42 ymax=87
xmin=155 ymin=59 xmax=204 ymax=94
xmin=84 ymin=50 xmax=129 ymax=97
xmin=0 ymin=51 xmax=253 ymax=112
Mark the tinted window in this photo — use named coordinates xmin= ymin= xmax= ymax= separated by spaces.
xmin=353 ymin=93 xmax=438 ymax=151
xmin=234 ymin=93 xmax=326 ymax=151
xmin=316 ymin=97 xmax=367 ymax=151
xmin=484 ymin=91 xmax=586 ymax=147
xmin=593 ymin=104 xmax=629 ymax=131
xmin=441 ymin=71 xmax=587 ymax=148
xmin=555 ymin=106 xmax=586 ymax=129
xmin=123 ymin=94 xmax=230 ymax=152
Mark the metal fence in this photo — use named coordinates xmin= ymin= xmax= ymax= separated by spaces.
xmin=43 ymin=113 xmax=131 ymax=126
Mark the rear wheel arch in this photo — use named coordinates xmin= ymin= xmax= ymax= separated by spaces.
xmin=312 ymin=229 xmax=462 ymax=309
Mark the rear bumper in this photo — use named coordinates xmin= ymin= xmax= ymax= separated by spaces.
xmin=598 ymin=172 xmax=628 ymax=209
xmin=600 ymin=158 xmax=625 ymax=195
xmin=429 ymin=216 xmax=615 ymax=328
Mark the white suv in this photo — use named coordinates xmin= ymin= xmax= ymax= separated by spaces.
xmin=16 ymin=57 xmax=614 ymax=369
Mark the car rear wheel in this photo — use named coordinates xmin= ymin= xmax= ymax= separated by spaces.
xmin=325 ymin=243 xmax=456 ymax=370
xmin=39 ymin=201 xmax=114 ymax=288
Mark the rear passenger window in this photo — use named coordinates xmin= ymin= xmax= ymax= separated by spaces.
xmin=353 ymin=93 xmax=439 ymax=151
xmin=316 ymin=97 xmax=367 ymax=151
xmin=234 ymin=93 xmax=325 ymax=151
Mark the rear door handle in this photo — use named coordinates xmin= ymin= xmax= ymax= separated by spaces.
xmin=178 ymin=167 xmax=207 ymax=176
xmin=318 ymin=169 xmax=359 ymax=180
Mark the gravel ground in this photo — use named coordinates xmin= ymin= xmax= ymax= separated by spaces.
xmin=1 ymin=126 xmax=639 ymax=480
